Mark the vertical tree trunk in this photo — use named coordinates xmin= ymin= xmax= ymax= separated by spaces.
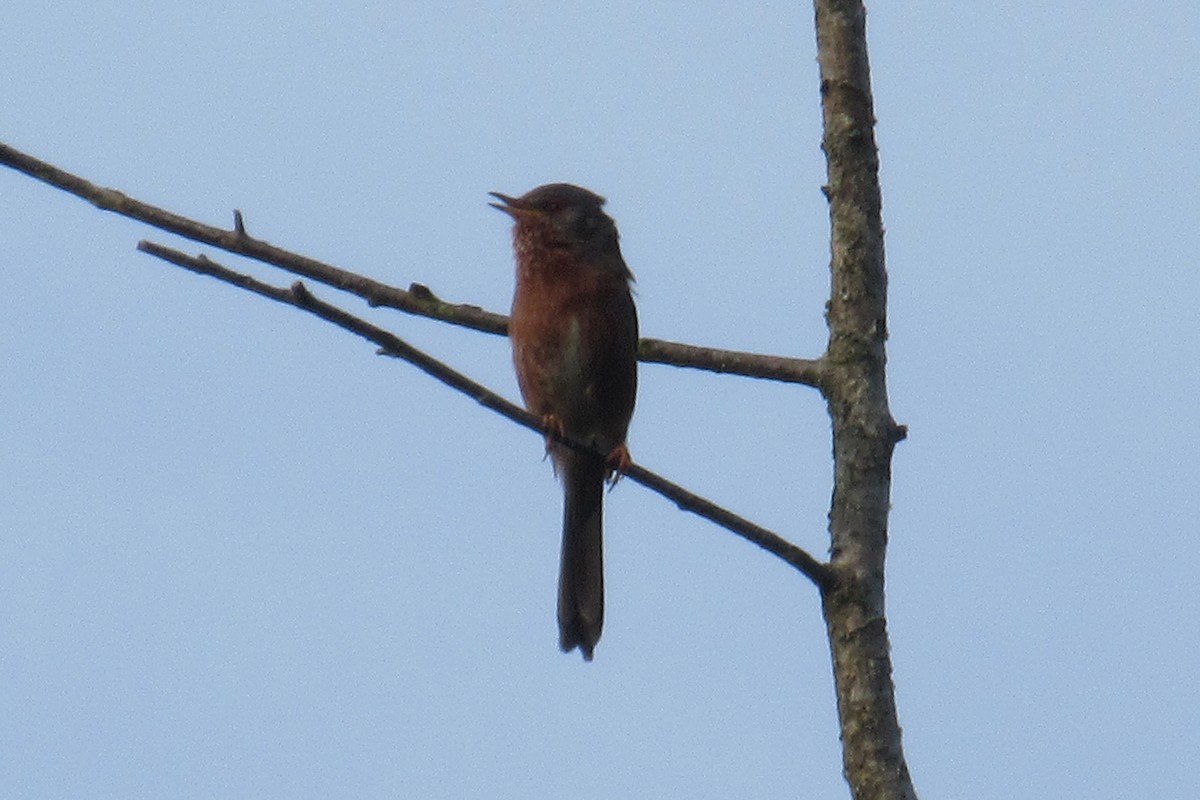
xmin=812 ymin=2 xmax=916 ymax=798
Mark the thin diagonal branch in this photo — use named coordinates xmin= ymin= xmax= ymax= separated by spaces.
xmin=0 ymin=141 xmax=824 ymax=388
xmin=137 ymin=239 xmax=833 ymax=590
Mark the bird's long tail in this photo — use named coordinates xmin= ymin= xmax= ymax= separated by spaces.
xmin=558 ymin=449 xmax=606 ymax=660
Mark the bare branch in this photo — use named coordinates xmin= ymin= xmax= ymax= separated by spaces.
xmin=640 ymin=337 xmax=825 ymax=386
xmin=1 ymin=141 xmax=824 ymax=387
xmin=138 ymin=240 xmax=833 ymax=589
xmin=814 ymin=0 xmax=915 ymax=797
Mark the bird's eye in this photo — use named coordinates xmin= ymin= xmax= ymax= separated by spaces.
xmin=571 ymin=208 xmax=604 ymax=238
xmin=556 ymin=206 xmax=592 ymax=237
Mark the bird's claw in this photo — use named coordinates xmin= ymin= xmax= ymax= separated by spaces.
xmin=540 ymin=414 xmax=566 ymax=455
xmin=605 ymin=444 xmax=631 ymax=487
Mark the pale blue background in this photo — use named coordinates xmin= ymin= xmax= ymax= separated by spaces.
xmin=3 ymin=3 xmax=1198 ymax=798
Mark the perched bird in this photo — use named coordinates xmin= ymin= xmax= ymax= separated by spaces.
xmin=490 ymin=184 xmax=638 ymax=661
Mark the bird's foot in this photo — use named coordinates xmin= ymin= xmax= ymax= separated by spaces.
xmin=540 ymin=414 xmax=566 ymax=456
xmin=604 ymin=443 xmax=631 ymax=487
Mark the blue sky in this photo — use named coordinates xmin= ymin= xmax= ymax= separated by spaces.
xmin=3 ymin=3 xmax=1198 ymax=798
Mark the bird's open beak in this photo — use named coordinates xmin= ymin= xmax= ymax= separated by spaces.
xmin=488 ymin=191 xmax=541 ymax=219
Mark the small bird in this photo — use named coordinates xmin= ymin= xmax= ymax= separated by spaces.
xmin=490 ymin=183 xmax=638 ymax=661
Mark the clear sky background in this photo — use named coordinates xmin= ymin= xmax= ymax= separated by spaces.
xmin=3 ymin=3 xmax=1197 ymax=798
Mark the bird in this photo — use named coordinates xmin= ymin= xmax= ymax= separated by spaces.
xmin=489 ymin=183 xmax=638 ymax=661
